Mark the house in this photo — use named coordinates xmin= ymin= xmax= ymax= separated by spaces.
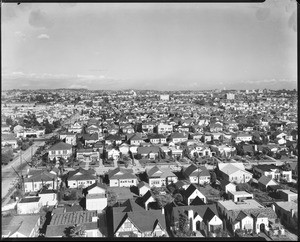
xmin=68 ymin=121 xmax=82 ymax=133
xmin=48 ymin=142 xmax=73 ymax=162
xmin=232 ymin=211 xmax=254 ymax=232
xmin=210 ymin=145 xmax=236 ymax=158
xmin=169 ymin=203 xmax=222 ymax=234
xmin=83 ymin=133 xmax=99 ymax=146
xmin=168 ymin=132 xmax=188 ymax=144
xmin=157 ymin=123 xmax=173 ymax=135
xmin=148 ymin=134 xmax=167 ymax=144
xmin=220 ymin=180 xmax=236 ymax=194
xmin=108 ymin=167 xmax=138 ymax=187
xmin=174 ymin=180 xmax=190 ymax=191
xmin=182 ymin=164 xmax=210 ymax=185
xmin=66 ymin=167 xmax=97 ymax=189
xmin=84 ymin=181 xmax=107 ymax=212
xmin=76 ymin=148 xmax=100 ymax=163
xmin=17 ymin=127 xmax=45 ymax=138
xmin=168 ymin=146 xmax=183 ymax=159
xmin=235 ymin=133 xmax=253 ymax=143
xmin=183 ymin=184 xmax=207 ymax=205
xmin=45 ymin=210 xmax=101 ymax=237
xmin=136 ymin=146 xmax=160 ymax=160
xmin=188 ymin=145 xmax=212 ymax=158
xmin=2 ymin=123 xmax=11 ymax=133
xmin=146 ymin=166 xmax=178 ymax=187
xmin=112 ymin=199 xmax=167 ymax=237
xmin=209 ymin=123 xmax=223 ymax=133
xmin=105 ymin=134 xmax=123 ymax=146
xmin=253 ymin=164 xmax=292 ymax=183
xmin=201 ymin=133 xmax=212 ymax=143
xmin=272 ymin=201 xmax=298 ymax=229
xmin=217 ymin=199 xmax=277 ymax=234
xmin=17 ymin=197 xmax=42 ymax=214
xmin=59 ymin=132 xmax=77 ymax=146
xmin=137 ymin=181 xmax=151 ymax=196
xmin=140 ymin=190 xmax=156 ymax=210
xmin=1 ymin=133 xmax=18 ymax=148
xmin=277 ymin=189 xmax=298 ymax=202
xmin=142 ymin=122 xmax=156 ymax=133
xmin=2 ymin=214 xmax=41 ymax=238
xmin=128 ymin=133 xmax=144 ymax=146
xmin=258 ymin=175 xmax=280 ymax=191
xmin=218 ymin=163 xmax=253 ymax=184
xmin=23 ymin=170 xmax=58 ymax=193
xmin=228 ymin=191 xmax=254 ymax=202
xmin=38 ymin=189 xmax=58 ymax=206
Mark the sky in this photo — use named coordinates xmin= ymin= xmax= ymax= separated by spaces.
xmin=1 ymin=1 xmax=297 ymax=90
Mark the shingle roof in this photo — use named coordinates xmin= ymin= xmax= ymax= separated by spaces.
xmin=24 ymin=170 xmax=56 ymax=183
xmin=137 ymin=146 xmax=160 ymax=155
xmin=183 ymin=164 xmax=210 ymax=177
xmin=258 ymin=175 xmax=275 ymax=186
xmin=108 ymin=167 xmax=138 ymax=180
xmin=85 ymin=181 xmax=107 ymax=192
xmin=112 ymin=199 xmax=166 ymax=234
xmin=68 ymin=167 xmax=96 ymax=181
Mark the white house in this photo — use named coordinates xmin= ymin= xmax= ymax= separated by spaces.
xmin=17 ymin=197 xmax=42 ymax=215
xmin=146 ymin=166 xmax=178 ymax=187
xmin=184 ymin=184 xmax=207 ymax=205
xmin=48 ymin=142 xmax=73 ymax=162
xmin=38 ymin=189 xmax=58 ymax=206
xmin=108 ymin=167 xmax=138 ymax=187
xmin=218 ymin=163 xmax=253 ymax=184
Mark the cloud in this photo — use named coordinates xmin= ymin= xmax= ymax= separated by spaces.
xmin=28 ymin=9 xmax=53 ymax=28
xmin=37 ymin=33 xmax=50 ymax=39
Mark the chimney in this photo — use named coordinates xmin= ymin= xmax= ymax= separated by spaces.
xmin=92 ymin=216 xmax=98 ymax=222
xmin=290 ymin=209 xmax=294 ymax=217
xmin=188 ymin=209 xmax=193 ymax=221
xmin=271 ymin=204 xmax=275 ymax=211
xmin=161 ymin=207 xmax=164 ymax=214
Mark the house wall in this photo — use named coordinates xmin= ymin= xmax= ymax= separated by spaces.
xmin=38 ymin=193 xmax=58 ymax=206
xmin=110 ymin=179 xmax=119 ymax=187
xmin=254 ymin=217 xmax=269 ymax=233
xmin=2 ymin=140 xmax=18 ymax=149
xmin=48 ymin=149 xmax=72 ymax=161
xmin=119 ymin=178 xmax=137 ymax=187
xmin=229 ymin=193 xmax=254 ymax=203
xmin=208 ymin=215 xmax=223 ymax=232
xmin=139 ymin=187 xmax=150 ymax=196
xmin=85 ymin=229 xmax=102 ymax=237
xmin=86 ymin=197 xmax=107 ymax=212
xmin=228 ymin=170 xmax=252 ymax=184
xmin=17 ymin=201 xmax=42 ymax=214
xmin=225 ymin=184 xmax=236 ymax=194
xmin=149 ymin=178 xmax=165 ymax=187
xmin=68 ymin=179 xmax=96 ymax=189
xmin=189 ymin=176 xmax=210 ymax=185
xmin=188 ymin=190 xmax=207 ymax=205
xmin=24 ymin=180 xmax=57 ymax=193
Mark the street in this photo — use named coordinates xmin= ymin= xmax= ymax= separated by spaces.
xmin=1 ymin=141 xmax=45 ymax=203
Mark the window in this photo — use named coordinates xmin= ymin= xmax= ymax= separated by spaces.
xmin=124 ymin=222 xmax=131 ymax=229
xmin=63 ymin=150 xmax=67 ymax=154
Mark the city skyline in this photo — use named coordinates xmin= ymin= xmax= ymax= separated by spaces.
xmin=2 ymin=1 xmax=297 ymax=91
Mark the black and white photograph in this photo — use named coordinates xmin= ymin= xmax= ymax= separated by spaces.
xmin=1 ymin=0 xmax=298 ymax=239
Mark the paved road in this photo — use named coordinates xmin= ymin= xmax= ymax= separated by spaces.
xmin=1 ymin=141 xmax=45 ymax=202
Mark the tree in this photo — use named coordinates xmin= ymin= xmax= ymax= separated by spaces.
xmin=2 ymin=149 xmax=14 ymax=165
xmin=176 ymin=212 xmax=192 ymax=237
xmin=6 ymin=117 xmax=13 ymax=126
xmin=174 ymin=193 xmax=183 ymax=204
xmin=211 ymin=171 xmax=217 ymax=185
xmin=64 ymin=224 xmax=86 ymax=237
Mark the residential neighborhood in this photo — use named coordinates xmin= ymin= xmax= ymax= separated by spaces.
xmin=1 ymin=88 xmax=298 ymax=240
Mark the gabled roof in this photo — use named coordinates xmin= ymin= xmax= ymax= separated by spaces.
xmin=183 ymin=164 xmax=210 ymax=177
xmin=68 ymin=167 xmax=96 ymax=181
xmin=190 ymin=196 xmax=205 ymax=206
xmin=258 ymin=175 xmax=277 ymax=186
xmin=137 ymin=146 xmax=160 ymax=155
xmin=234 ymin=210 xmax=250 ymax=222
xmin=203 ymin=207 xmax=217 ymax=222
xmin=85 ymin=181 xmax=107 ymax=192
xmin=254 ymin=164 xmax=278 ymax=172
xmin=112 ymin=199 xmax=166 ymax=234
xmin=24 ymin=170 xmax=56 ymax=183
xmin=108 ymin=167 xmax=138 ymax=180
xmin=137 ymin=181 xmax=150 ymax=189
xmin=184 ymin=184 xmax=199 ymax=198
xmin=48 ymin=142 xmax=72 ymax=151
xmin=141 ymin=190 xmax=155 ymax=204
xmin=82 ymin=133 xmax=98 ymax=141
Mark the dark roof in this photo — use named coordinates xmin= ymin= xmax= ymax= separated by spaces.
xmin=203 ymin=207 xmax=216 ymax=222
xmin=107 ymin=167 xmax=137 ymax=180
xmin=254 ymin=164 xmax=278 ymax=172
xmin=68 ymin=167 xmax=96 ymax=181
xmin=258 ymin=175 xmax=274 ymax=186
xmin=141 ymin=190 xmax=155 ymax=204
xmin=137 ymin=146 xmax=160 ymax=155
xmin=112 ymin=199 xmax=166 ymax=234
xmin=48 ymin=142 xmax=72 ymax=151
xmin=184 ymin=184 xmax=198 ymax=198
xmin=39 ymin=189 xmax=57 ymax=195
xmin=24 ymin=170 xmax=56 ymax=183
xmin=183 ymin=164 xmax=210 ymax=177
xmin=105 ymin=134 xmax=123 ymax=141
xmin=190 ymin=196 xmax=205 ymax=206
xmin=83 ymin=133 xmax=98 ymax=141
xmin=85 ymin=181 xmax=107 ymax=192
